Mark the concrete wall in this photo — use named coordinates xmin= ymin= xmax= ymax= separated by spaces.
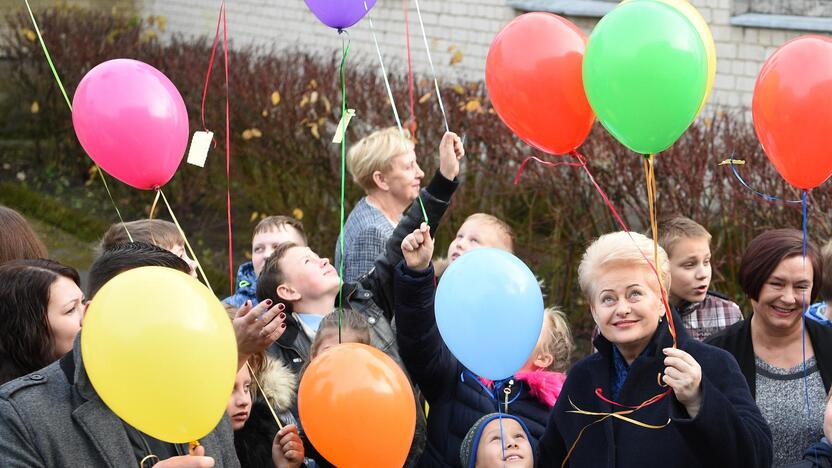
xmin=137 ymin=0 xmax=829 ymax=111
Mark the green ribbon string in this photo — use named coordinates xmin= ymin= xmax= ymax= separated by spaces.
xmin=24 ymin=0 xmax=132 ymax=240
xmin=337 ymin=31 xmax=351 ymax=343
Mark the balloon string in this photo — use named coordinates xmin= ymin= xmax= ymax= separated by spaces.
xmin=722 ymin=156 xmax=802 ymax=204
xmin=642 ymin=154 xmax=677 ymax=348
xmin=24 ymin=0 xmax=133 ymax=242
xmin=159 ymin=189 xmax=213 ymax=291
xmin=246 ymin=360 xmax=285 ymax=430
xmin=403 ymin=0 xmax=417 ymax=137
xmin=337 ymin=31 xmax=351 ymax=343
xmin=413 ymin=0 xmax=450 ymax=133
xmin=221 ymin=2 xmax=234 ymax=296
xmin=364 ymin=1 xmax=406 ymax=144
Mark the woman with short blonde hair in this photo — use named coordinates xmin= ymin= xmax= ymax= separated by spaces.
xmin=538 ymin=231 xmax=772 ymax=467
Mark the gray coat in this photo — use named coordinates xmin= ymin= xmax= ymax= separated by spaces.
xmin=0 ymin=336 xmax=240 ymax=468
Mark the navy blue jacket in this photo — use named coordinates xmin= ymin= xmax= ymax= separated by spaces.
xmin=537 ymin=313 xmax=773 ymax=467
xmin=394 ymin=262 xmax=552 ymax=468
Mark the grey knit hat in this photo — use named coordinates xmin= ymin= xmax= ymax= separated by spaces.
xmin=459 ymin=413 xmax=532 ymax=468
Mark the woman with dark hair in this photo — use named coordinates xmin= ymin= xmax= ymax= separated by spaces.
xmin=707 ymin=229 xmax=832 ymax=467
xmin=0 ymin=205 xmax=47 ymax=265
xmin=0 ymin=259 xmax=84 ymax=385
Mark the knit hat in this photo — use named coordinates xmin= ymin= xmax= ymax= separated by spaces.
xmin=459 ymin=413 xmax=532 ymax=468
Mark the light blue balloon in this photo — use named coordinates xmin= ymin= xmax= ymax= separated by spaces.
xmin=435 ymin=248 xmax=544 ymax=380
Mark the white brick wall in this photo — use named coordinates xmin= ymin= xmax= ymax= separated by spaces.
xmin=139 ymin=0 xmax=828 ymax=111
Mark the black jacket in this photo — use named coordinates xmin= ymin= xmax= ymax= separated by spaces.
xmin=705 ymin=315 xmax=832 ymax=397
xmin=266 ymin=170 xmax=458 ymax=375
xmin=537 ymin=312 xmax=772 ymax=467
xmin=394 ymin=262 xmax=552 ymax=468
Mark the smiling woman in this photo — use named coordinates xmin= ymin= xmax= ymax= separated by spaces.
xmin=707 ymin=229 xmax=832 ymax=467
xmin=538 ymin=231 xmax=772 ymax=467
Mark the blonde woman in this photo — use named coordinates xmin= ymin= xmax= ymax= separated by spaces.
xmin=537 ymin=231 xmax=771 ymax=467
xmin=335 ymin=128 xmax=462 ymax=282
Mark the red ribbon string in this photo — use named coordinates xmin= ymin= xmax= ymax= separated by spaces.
xmin=201 ymin=0 xmax=235 ymax=294
xmin=404 ymin=0 xmax=416 ymax=137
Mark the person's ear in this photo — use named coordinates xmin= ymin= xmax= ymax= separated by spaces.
xmin=533 ymin=351 xmax=554 ymax=370
xmin=372 ymin=170 xmax=390 ymax=192
xmin=276 ymin=284 xmax=301 ymax=302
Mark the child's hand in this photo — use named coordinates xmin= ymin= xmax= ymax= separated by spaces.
xmin=662 ymin=347 xmax=703 ymax=418
xmin=401 ymin=223 xmax=434 ymax=271
xmin=272 ymin=424 xmax=304 ymax=468
xmin=438 ymin=131 xmax=465 ymax=180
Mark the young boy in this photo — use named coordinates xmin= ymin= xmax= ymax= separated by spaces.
xmin=434 ymin=212 xmax=514 ymax=277
xmin=658 ymin=216 xmax=742 ymax=341
xmin=224 ymin=216 xmax=307 ymax=308
xmin=805 ymin=240 xmax=832 ymax=328
xmin=100 ymin=219 xmax=199 ymax=278
xmin=255 ymin=131 xmax=462 ymax=375
xmin=459 ymin=414 xmax=534 ymax=468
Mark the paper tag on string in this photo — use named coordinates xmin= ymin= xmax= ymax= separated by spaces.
xmin=187 ymin=131 xmax=214 ymax=167
xmin=718 ymin=159 xmax=745 ymax=166
xmin=332 ymin=109 xmax=356 ymax=144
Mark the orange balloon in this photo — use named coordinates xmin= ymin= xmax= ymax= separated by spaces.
xmin=298 ymin=343 xmax=416 ymax=468
xmin=753 ymin=35 xmax=832 ymax=190
xmin=486 ymin=12 xmax=595 ymax=155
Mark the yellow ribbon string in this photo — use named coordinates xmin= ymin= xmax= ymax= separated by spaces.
xmin=159 ymin=189 xmax=212 ymax=291
xmin=561 ymin=397 xmax=670 ymax=467
xmin=246 ymin=360 xmax=285 ymax=430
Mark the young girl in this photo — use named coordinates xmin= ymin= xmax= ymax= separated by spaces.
xmin=397 ymin=223 xmax=572 ymax=466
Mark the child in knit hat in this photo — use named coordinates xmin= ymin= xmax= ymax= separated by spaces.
xmin=459 ymin=413 xmax=533 ymax=468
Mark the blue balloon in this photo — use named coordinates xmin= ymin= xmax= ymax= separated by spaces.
xmin=435 ymin=248 xmax=544 ymax=380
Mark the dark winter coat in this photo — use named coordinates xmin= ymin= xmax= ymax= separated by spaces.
xmin=537 ymin=312 xmax=772 ymax=467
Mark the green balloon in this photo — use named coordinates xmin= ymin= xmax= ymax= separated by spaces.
xmin=583 ymin=0 xmax=708 ymax=154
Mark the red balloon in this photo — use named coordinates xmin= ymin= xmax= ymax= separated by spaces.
xmin=486 ymin=13 xmax=594 ymax=155
xmin=753 ymin=35 xmax=832 ymax=190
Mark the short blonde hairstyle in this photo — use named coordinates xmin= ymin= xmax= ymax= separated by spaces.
xmin=463 ymin=213 xmax=515 ymax=253
xmin=657 ymin=216 xmax=711 ymax=258
xmin=540 ymin=307 xmax=573 ymax=373
xmin=578 ymin=231 xmax=671 ymax=299
xmin=348 ymin=127 xmax=415 ymax=192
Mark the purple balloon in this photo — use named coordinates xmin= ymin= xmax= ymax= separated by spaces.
xmin=304 ymin=0 xmax=376 ymax=30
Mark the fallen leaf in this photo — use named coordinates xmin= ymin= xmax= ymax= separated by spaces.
xmin=452 ymin=84 xmax=465 ymax=95
xmin=21 ymin=28 xmax=36 ymax=43
xmin=418 ymin=92 xmax=433 ymax=104
xmin=30 ymin=101 xmax=39 ymax=114
xmin=292 ymin=208 xmax=304 ymax=220
xmin=249 ymin=211 xmax=259 ymax=222
xmin=271 ymin=90 xmax=281 ymax=106
xmin=463 ymin=100 xmax=482 ymax=113
xmin=450 ymin=50 xmax=463 ymax=65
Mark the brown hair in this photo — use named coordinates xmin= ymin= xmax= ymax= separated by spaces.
xmin=739 ymin=229 xmax=821 ymax=303
xmin=0 ymin=259 xmax=81 ymax=384
xmin=463 ymin=213 xmax=515 ymax=253
xmin=256 ymin=242 xmax=301 ymax=314
xmin=821 ymin=240 xmax=832 ymax=302
xmin=539 ymin=307 xmax=574 ymax=373
xmin=253 ymin=216 xmax=307 ymax=244
xmin=99 ymin=219 xmax=183 ymax=253
xmin=309 ymin=309 xmax=371 ymax=359
xmin=0 ymin=206 xmax=48 ymax=265
xmin=657 ymin=216 xmax=712 ymax=258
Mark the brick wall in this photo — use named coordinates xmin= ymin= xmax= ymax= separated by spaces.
xmin=138 ymin=0 xmax=827 ymax=111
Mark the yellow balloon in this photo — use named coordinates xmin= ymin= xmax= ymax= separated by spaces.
xmin=621 ymin=0 xmax=716 ymax=115
xmin=81 ymin=266 xmax=237 ymax=443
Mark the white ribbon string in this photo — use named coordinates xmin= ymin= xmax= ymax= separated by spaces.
xmin=413 ymin=0 xmax=450 ymax=132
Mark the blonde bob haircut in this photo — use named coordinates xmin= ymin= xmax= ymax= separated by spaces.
xmin=578 ymin=231 xmax=671 ymax=299
xmin=348 ymin=127 xmax=415 ymax=193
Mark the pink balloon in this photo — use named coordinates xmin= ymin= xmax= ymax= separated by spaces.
xmin=72 ymin=59 xmax=189 ymax=190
